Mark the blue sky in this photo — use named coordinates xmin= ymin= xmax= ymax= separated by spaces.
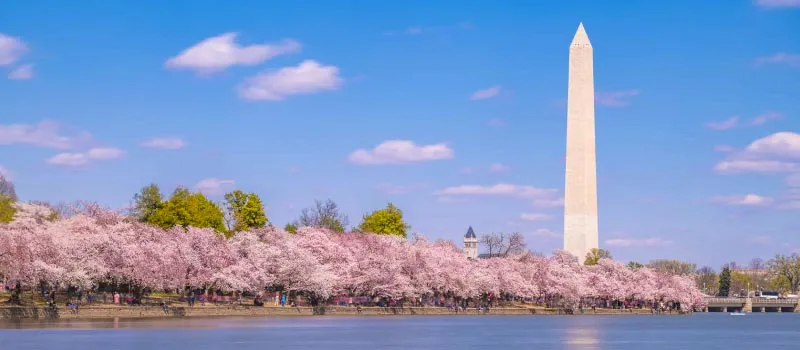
xmin=1 ymin=0 xmax=799 ymax=268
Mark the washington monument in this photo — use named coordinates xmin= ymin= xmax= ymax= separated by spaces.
xmin=563 ymin=22 xmax=598 ymax=260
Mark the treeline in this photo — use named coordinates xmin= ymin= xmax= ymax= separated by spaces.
xmin=617 ymin=258 xmax=800 ymax=296
xmin=0 ymin=177 xmax=411 ymax=238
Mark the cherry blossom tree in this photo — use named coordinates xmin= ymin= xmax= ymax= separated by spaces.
xmin=0 ymin=207 xmax=707 ymax=310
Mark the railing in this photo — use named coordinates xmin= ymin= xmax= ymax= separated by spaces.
xmin=751 ymin=298 xmax=798 ymax=305
xmin=704 ymin=297 xmax=798 ymax=305
xmin=705 ymin=297 xmax=744 ymax=305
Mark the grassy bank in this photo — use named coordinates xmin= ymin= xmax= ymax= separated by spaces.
xmin=0 ymin=303 xmax=675 ymax=321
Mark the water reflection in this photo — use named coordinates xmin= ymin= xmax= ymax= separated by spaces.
xmin=564 ymin=327 xmax=599 ymax=350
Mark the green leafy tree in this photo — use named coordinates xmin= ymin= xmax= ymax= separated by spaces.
xmin=356 ymin=202 xmax=410 ymax=238
xmin=224 ymin=190 xmax=268 ymax=234
xmin=768 ymin=254 xmax=800 ymax=293
xmin=0 ymin=174 xmax=17 ymax=201
xmin=646 ymin=259 xmax=697 ymax=276
xmin=147 ymin=187 xmax=226 ymax=232
xmin=695 ymin=266 xmax=719 ymax=295
xmin=0 ymin=195 xmax=16 ymax=224
xmin=284 ymin=223 xmax=298 ymax=234
xmin=584 ymin=248 xmax=612 ymax=266
xmin=298 ymin=199 xmax=348 ymax=233
xmin=131 ymin=184 xmax=164 ymax=222
xmin=718 ymin=266 xmax=732 ymax=297
xmin=626 ymin=261 xmax=644 ymax=270
xmin=731 ymin=271 xmax=753 ymax=297
xmin=0 ymin=175 xmax=18 ymax=223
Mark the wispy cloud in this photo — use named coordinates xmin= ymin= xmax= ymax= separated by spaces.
xmin=384 ymin=23 xmax=473 ymax=36
xmin=195 ymin=178 xmax=235 ymax=196
xmin=754 ymin=0 xmax=800 ymax=9
xmin=714 ymin=145 xmax=735 ymax=153
xmin=711 ymin=194 xmax=774 ymax=206
xmin=595 ymin=90 xmax=639 ymax=107
xmin=706 ymin=116 xmax=739 ymax=130
xmin=0 ymin=120 xmax=92 ymax=150
xmin=488 ymin=119 xmax=506 ymax=127
xmin=520 ymin=213 xmax=553 ymax=221
xmin=705 ymin=112 xmax=782 ymax=130
xmin=755 ymin=53 xmax=800 ymax=68
xmin=531 ymin=228 xmax=561 ymax=239
xmin=47 ymin=147 xmax=125 ymax=166
xmin=489 ymin=163 xmax=510 ymax=173
xmin=142 ymin=137 xmax=186 ymax=150
xmin=8 ymin=63 xmax=33 ymax=80
xmin=605 ymin=237 xmax=672 ymax=247
xmin=470 ymin=86 xmax=501 ymax=100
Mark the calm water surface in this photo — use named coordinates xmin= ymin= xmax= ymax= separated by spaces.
xmin=1 ymin=314 xmax=799 ymax=349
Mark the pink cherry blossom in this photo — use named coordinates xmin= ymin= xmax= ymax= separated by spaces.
xmin=0 ymin=208 xmax=706 ymax=310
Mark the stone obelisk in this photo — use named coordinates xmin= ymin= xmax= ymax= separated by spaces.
xmin=563 ymin=22 xmax=598 ymax=261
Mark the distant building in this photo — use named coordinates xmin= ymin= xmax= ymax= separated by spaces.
xmin=463 ymin=226 xmax=478 ymax=259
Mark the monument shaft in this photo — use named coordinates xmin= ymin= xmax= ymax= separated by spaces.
xmin=563 ymin=23 xmax=598 ymax=260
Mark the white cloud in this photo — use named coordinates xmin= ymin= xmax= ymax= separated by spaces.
xmin=47 ymin=153 xmax=89 ymax=166
xmin=489 ymin=163 xmax=509 ymax=173
xmin=0 ymin=33 xmax=27 ymax=66
xmin=46 ymin=147 xmax=124 ymax=166
xmin=195 ymin=178 xmax=235 ymax=196
xmin=520 ymin=213 xmax=553 ymax=221
xmin=0 ymin=120 xmax=90 ymax=149
xmin=742 ymin=132 xmax=800 ymax=159
xmin=755 ymin=52 xmax=800 ymax=67
xmin=460 ymin=167 xmax=474 ymax=174
xmin=605 ymin=238 xmax=672 ymax=247
xmin=470 ymin=86 xmax=501 ymax=100
xmin=142 ymin=137 xmax=186 ymax=150
xmin=714 ymin=132 xmax=800 ymax=174
xmin=47 ymin=147 xmax=125 ymax=166
xmin=434 ymin=183 xmax=559 ymax=199
xmin=595 ymin=90 xmax=639 ymax=107
xmin=349 ymin=140 xmax=453 ymax=165
xmin=165 ymin=33 xmax=300 ymax=73
xmin=238 ymin=60 xmax=342 ymax=101
xmin=712 ymin=194 xmax=774 ymax=206
xmin=8 ymin=63 xmax=33 ymax=80
xmin=706 ymin=116 xmax=739 ymax=130
xmin=86 ymin=147 xmax=124 ymax=160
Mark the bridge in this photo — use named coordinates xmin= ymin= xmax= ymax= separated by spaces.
xmin=704 ymin=297 xmax=799 ymax=313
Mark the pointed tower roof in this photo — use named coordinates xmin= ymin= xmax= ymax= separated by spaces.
xmin=465 ymin=226 xmax=476 ymax=239
xmin=570 ymin=22 xmax=591 ymax=48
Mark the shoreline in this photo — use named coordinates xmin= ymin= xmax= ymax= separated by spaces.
xmin=0 ymin=305 xmax=680 ymax=321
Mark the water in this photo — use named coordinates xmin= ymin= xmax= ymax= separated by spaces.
xmin=1 ymin=314 xmax=799 ymax=349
